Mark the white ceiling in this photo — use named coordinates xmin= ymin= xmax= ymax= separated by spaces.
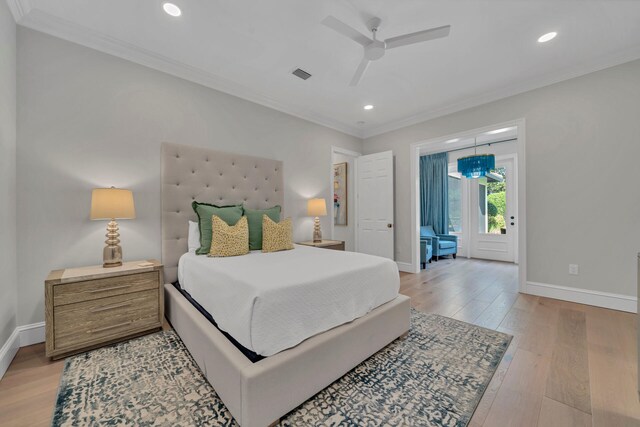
xmin=8 ymin=0 xmax=640 ymax=138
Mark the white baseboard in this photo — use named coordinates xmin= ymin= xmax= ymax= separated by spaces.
xmin=18 ymin=322 xmax=45 ymax=347
xmin=0 ymin=328 xmax=20 ymax=380
xmin=0 ymin=322 xmax=46 ymax=380
xmin=396 ymin=261 xmax=416 ymax=273
xmin=525 ymin=281 xmax=637 ymax=313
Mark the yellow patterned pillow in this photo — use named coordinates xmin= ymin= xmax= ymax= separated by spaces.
xmin=208 ymin=215 xmax=249 ymax=257
xmin=262 ymin=215 xmax=294 ymax=253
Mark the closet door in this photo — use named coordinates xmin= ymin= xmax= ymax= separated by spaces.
xmin=356 ymin=151 xmax=394 ymax=260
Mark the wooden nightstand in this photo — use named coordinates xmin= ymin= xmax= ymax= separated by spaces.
xmin=297 ymin=240 xmax=345 ymax=251
xmin=45 ymin=260 xmax=164 ymax=359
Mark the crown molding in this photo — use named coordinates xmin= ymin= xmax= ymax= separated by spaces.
xmin=16 ymin=6 xmax=364 ymax=139
xmin=362 ymin=45 xmax=640 ymax=139
xmin=5 ymin=0 xmax=31 ymax=22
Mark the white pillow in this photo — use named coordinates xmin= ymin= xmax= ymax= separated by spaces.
xmin=188 ymin=221 xmax=201 ymax=252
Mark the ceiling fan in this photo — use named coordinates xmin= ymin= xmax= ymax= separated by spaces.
xmin=322 ymin=16 xmax=451 ymax=86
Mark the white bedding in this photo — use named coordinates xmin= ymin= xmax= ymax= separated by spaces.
xmin=178 ymin=245 xmax=399 ymax=356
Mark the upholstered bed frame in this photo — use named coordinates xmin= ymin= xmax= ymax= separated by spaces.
xmin=161 ymin=142 xmax=410 ymax=427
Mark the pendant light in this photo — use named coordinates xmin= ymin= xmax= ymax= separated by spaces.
xmin=457 ymin=137 xmax=495 ymax=178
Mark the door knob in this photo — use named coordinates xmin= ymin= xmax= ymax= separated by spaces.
xmin=510 ymin=216 xmax=515 ymax=220
xmin=387 ymin=224 xmax=393 ymax=228
xmin=510 ymin=222 xmax=515 ymax=226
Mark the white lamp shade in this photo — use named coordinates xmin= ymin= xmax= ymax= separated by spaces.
xmin=90 ymin=188 xmax=136 ymax=220
xmin=307 ymin=198 xmax=327 ymax=217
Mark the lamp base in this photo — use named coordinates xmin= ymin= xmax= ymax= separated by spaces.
xmin=313 ymin=216 xmax=323 ymax=243
xmin=103 ymin=245 xmax=123 ymax=268
xmin=103 ymin=219 xmax=123 ymax=268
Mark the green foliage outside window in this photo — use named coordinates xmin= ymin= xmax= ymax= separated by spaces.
xmin=486 ymin=168 xmax=506 ymax=233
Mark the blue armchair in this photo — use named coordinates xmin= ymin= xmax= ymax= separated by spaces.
xmin=420 ymin=239 xmax=433 ymax=269
xmin=420 ymin=225 xmax=458 ymax=261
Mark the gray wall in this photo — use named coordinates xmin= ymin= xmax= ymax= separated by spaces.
xmin=16 ymin=28 xmax=362 ymax=326
xmin=364 ymin=59 xmax=640 ymax=297
xmin=0 ymin=0 xmax=17 ymax=345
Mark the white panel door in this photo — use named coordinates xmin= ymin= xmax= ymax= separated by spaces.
xmin=469 ymin=156 xmax=517 ymax=262
xmin=356 ymin=151 xmax=394 ymax=259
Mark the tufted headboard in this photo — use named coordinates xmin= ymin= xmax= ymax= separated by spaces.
xmin=161 ymin=142 xmax=284 ymax=283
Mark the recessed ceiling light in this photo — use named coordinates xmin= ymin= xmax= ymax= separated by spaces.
xmin=446 ymin=138 xmax=460 ymax=144
xmin=537 ymin=32 xmax=557 ymax=43
xmin=486 ymin=127 xmax=514 ymax=135
xmin=363 ymin=105 xmax=374 ymax=110
xmin=163 ymin=2 xmax=182 ymax=17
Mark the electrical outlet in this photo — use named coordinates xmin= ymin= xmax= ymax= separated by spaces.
xmin=569 ymin=264 xmax=579 ymax=275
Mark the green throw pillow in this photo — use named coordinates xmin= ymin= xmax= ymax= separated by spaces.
xmin=192 ymin=201 xmax=244 ymax=255
xmin=245 ymin=206 xmax=281 ymax=250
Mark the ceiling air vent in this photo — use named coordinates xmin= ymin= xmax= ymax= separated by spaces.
xmin=292 ymin=68 xmax=312 ymax=80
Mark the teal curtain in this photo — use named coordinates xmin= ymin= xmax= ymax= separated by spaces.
xmin=420 ymin=152 xmax=449 ymax=234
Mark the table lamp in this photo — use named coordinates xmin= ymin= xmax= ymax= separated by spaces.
xmin=90 ymin=187 xmax=136 ymax=268
xmin=307 ymin=198 xmax=327 ymax=242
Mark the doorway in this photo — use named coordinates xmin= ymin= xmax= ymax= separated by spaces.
xmin=330 ymin=146 xmax=360 ymax=252
xmin=410 ymin=120 xmax=527 ymax=292
xmin=330 ymin=147 xmax=395 ymax=260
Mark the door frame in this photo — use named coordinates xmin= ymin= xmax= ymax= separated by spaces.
xmin=409 ymin=119 xmax=527 ymax=293
xmin=330 ymin=146 xmax=361 ymax=250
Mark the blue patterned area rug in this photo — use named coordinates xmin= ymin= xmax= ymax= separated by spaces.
xmin=52 ymin=310 xmax=511 ymax=426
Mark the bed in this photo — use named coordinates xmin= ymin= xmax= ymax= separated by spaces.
xmin=179 ymin=244 xmax=400 ymax=356
xmin=162 ymin=142 xmax=410 ymax=427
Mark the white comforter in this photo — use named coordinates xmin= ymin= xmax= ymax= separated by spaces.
xmin=178 ymin=244 xmax=399 ymax=356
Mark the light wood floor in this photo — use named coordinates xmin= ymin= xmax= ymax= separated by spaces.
xmin=1 ymin=258 xmax=638 ymax=426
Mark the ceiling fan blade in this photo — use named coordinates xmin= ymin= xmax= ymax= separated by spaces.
xmin=385 ymin=25 xmax=451 ymax=49
xmin=322 ymin=16 xmax=372 ymax=47
xmin=349 ymin=58 xmax=370 ymax=86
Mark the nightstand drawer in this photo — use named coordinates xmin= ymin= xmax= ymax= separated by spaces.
xmin=53 ymin=271 xmax=158 ymax=306
xmin=296 ymin=240 xmax=345 ymax=251
xmin=323 ymin=243 xmax=345 ymax=251
xmin=54 ymin=289 xmax=160 ymax=351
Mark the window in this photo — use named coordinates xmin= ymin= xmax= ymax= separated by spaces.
xmin=448 ymin=174 xmax=462 ymax=233
xmin=478 ymin=167 xmax=506 ymax=234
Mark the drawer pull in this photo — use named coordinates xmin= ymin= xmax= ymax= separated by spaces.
xmin=88 ymin=321 xmax=132 ymax=334
xmin=86 ymin=284 xmax=131 ymax=294
xmin=90 ymin=302 xmax=132 ymax=313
